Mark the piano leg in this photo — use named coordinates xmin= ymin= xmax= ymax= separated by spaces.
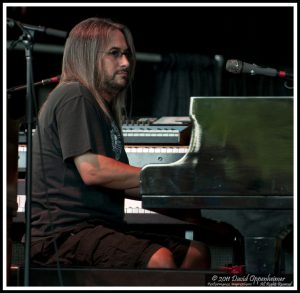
xmin=245 ymin=236 xmax=280 ymax=274
xmin=201 ymin=209 xmax=293 ymax=275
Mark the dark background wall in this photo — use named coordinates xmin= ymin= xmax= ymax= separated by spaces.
xmin=6 ymin=4 xmax=295 ymax=118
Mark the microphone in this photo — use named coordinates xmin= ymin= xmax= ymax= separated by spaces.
xmin=226 ymin=59 xmax=293 ymax=80
xmin=7 ymin=18 xmax=68 ymax=38
xmin=7 ymin=75 xmax=60 ymax=93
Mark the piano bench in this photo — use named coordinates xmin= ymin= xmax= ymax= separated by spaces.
xmin=10 ymin=265 xmax=225 ymax=286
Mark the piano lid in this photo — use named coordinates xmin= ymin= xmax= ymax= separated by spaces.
xmin=140 ymin=97 xmax=293 ymax=198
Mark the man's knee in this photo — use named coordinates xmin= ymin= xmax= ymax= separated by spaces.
xmin=147 ymin=247 xmax=177 ymax=269
xmin=182 ymin=241 xmax=211 ymax=269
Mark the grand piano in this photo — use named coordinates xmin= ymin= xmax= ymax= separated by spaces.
xmin=141 ymin=96 xmax=294 ymax=275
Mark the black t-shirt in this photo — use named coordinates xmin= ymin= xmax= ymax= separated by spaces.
xmin=31 ymin=82 xmax=129 ymax=240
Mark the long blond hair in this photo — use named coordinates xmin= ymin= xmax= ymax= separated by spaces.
xmin=60 ymin=17 xmax=136 ymax=127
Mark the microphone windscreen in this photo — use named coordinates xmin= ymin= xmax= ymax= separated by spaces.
xmin=225 ymin=59 xmax=243 ymax=74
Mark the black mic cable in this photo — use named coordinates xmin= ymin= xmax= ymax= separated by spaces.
xmin=7 ymin=75 xmax=60 ymax=94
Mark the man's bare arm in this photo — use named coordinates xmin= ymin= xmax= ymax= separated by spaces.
xmin=74 ymin=152 xmax=141 ymax=193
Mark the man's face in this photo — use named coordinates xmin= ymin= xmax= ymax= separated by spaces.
xmin=100 ymin=29 xmax=132 ymax=97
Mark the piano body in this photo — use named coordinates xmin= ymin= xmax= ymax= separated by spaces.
xmin=141 ymin=96 xmax=294 ymax=274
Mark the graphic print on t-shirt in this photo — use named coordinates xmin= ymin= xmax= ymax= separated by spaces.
xmin=110 ymin=121 xmax=122 ymax=160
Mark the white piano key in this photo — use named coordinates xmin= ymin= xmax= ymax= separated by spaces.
xmin=17 ymin=195 xmax=26 ymax=212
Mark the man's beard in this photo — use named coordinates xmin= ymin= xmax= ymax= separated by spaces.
xmin=102 ymin=73 xmax=129 ymax=96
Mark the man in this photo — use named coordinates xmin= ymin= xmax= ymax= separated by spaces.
xmin=31 ymin=17 xmax=210 ymax=269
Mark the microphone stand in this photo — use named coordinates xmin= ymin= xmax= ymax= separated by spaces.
xmin=17 ymin=27 xmax=35 ymax=287
xmin=25 ymin=37 xmax=34 ymax=288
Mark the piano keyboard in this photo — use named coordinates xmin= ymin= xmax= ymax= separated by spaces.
xmin=122 ymin=125 xmax=190 ymax=144
xmin=125 ymin=145 xmax=188 ymax=167
xmin=16 ymin=194 xmax=153 ymax=214
xmin=16 ymin=178 xmax=149 ymax=214
xmin=18 ymin=145 xmax=189 ymax=170
xmin=17 ymin=179 xmax=148 ymax=212
xmin=125 ymin=145 xmax=188 ymax=153
xmin=16 ymin=193 xmax=189 ymax=226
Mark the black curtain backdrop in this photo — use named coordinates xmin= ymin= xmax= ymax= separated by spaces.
xmin=149 ymin=53 xmax=293 ymax=117
xmin=223 ymin=74 xmax=293 ymax=97
xmin=151 ymin=54 xmax=219 ymax=117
